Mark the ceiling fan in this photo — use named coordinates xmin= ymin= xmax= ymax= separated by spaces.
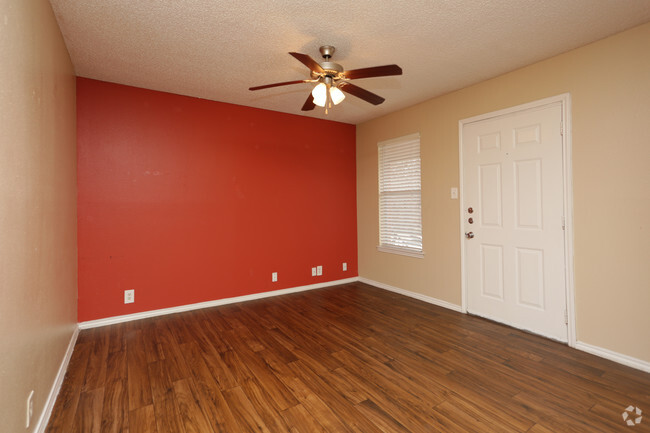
xmin=249 ymin=45 xmax=402 ymax=113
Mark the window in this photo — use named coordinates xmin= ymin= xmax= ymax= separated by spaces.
xmin=377 ymin=133 xmax=423 ymax=258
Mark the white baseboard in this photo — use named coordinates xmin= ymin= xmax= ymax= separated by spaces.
xmin=575 ymin=341 xmax=650 ymax=373
xmin=358 ymin=277 xmax=462 ymax=313
xmin=358 ymin=277 xmax=650 ymax=373
xmin=79 ymin=277 xmax=359 ymax=329
xmin=35 ymin=325 xmax=79 ymax=433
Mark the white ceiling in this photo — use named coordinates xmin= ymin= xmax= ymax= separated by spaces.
xmin=49 ymin=0 xmax=650 ymax=125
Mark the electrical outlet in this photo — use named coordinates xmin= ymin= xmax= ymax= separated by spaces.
xmin=317 ymin=265 xmax=323 ymax=276
xmin=124 ymin=289 xmax=134 ymax=304
xmin=311 ymin=267 xmax=317 ymax=276
xmin=343 ymin=262 xmax=347 ymax=271
xmin=272 ymin=272 xmax=277 ymax=282
xmin=26 ymin=390 xmax=34 ymax=428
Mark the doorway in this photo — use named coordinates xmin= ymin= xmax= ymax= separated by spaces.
xmin=460 ymin=95 xmax=575 ymax=343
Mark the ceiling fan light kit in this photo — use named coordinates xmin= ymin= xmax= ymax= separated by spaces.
xmin=311 ymin=83 xmax=328 ymax=107
xmin=329 ymin=86 xmax=346 ymax=105
xmin=249 ymin=45 xmax=402 ymax=114
xmin=311 ymin=76 xmax=346 ymax=109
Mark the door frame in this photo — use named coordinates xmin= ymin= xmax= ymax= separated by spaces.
xmin=458 ymin=93 xmax=576 ymax=347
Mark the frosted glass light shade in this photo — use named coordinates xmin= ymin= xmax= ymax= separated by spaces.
xmin=330 ymin=86 xmax=345 ymax=105
xmin=311 ymin=83 xmax=327 ymax=107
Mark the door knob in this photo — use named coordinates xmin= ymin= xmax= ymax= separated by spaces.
xmin=467 ymin=207 xmax=474 ymax=214
xmin=465 ymin=232 xmax=474 ymax=239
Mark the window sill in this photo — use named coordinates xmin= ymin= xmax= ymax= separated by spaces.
xmin=377 ymin=245 xmax=424 ymax=259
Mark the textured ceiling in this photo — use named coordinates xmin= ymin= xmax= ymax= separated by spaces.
xmin=49 ymin=0 xmax=650 ymax=124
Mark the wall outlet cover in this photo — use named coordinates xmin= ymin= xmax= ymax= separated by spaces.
xmin=26 ymin=390 xmax=34 ymax=428
xmin=124 ymin=289 xmax=135 ymax=304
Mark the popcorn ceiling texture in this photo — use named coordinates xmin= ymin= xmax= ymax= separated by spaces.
xmin=49 ymin=0 xmax=650 ymax=124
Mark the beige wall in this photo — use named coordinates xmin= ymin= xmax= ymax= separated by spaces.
xmin=357 ymin=23 xmax=650 ymax=363
xmin=0 ymin=0 xmax=77 ymax=431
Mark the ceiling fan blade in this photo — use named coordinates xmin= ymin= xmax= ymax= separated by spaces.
xmin=343 ymin=64 xmax=402 ymax=80
xmin=249 ymin=80 xmax=310 ymax=91
xmin=301 ymin=93 xmax=316 ymax=111
xmin=289 ymin=52 xmax=324 ymax=74
xmin=338 ymin=82 xmax=385 ymax=105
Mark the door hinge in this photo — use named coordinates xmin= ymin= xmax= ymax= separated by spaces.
xmin=564 ymin=309 xmax=568 ymax=325
xmin=560 ymin=120 xmax=564 ymax=136
xmin=562 ymin=216 xmax=566 ymax=230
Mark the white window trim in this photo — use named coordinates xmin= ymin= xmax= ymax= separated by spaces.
xmin=377 ymin=132 xmax=423 ymax=258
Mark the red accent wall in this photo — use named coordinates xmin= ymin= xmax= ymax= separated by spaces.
xmin=77 ymin=78 xmax=357 ymax=322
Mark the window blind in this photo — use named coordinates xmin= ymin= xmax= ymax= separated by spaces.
xmin=378 ymin=135 xmax=422 ymax=254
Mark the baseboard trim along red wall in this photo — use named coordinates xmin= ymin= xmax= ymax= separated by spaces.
xmin=77 ymin=78 xmax=357 ymax=321
xmin=78 ymin=277 xmax=359 ymax=329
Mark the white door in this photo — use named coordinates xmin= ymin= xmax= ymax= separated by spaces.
xmin=462 ymin=103 xmax=567 ymax=341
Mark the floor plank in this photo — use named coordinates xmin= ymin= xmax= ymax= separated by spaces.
xmin=280 ymin=403 xmax=327 ymax=433
xmin=129 ymin=404 xmax=157 ymax=433
xmin=172 ymin=378 xmax=215 ymax=433
xmin=222 ymin=386 xmax=271 ymax=433
xmin=47 ymin=283 xmax=650 ymax=432
xmin=72 ymin=388 xmax=104 ymax=433
xmin=126 ymin=329 xmax=153 ymax=411
xmin=100 ymin=378 xmax=128 ymax=433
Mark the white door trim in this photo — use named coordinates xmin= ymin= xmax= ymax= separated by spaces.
xmin=458 ymin=93 xmax=576 ymax=347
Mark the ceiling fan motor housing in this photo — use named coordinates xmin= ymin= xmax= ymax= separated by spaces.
xmin=312 ymin=61 xmax=344 ymax=80
xmin=314 ymin=46 xmax=344 ymax=79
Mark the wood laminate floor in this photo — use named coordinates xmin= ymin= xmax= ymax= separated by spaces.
xmin=47 ymin=283 xmax=650 ymax=432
